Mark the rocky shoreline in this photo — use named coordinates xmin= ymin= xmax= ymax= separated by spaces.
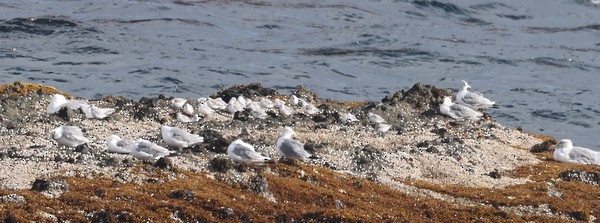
xmin=0 ymin=81 xmax=597 ymax=222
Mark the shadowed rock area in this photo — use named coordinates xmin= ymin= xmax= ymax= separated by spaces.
xmin=0 ymin=81 xmax=597 ymax=222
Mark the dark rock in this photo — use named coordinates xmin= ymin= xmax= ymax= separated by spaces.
xmin=251 ymin=175 xmax=276 ymax=202
xmin=95 ymin=189 xmax=106 ymax=198
xmin=486 ymin=170 xmax=501 ymax=179
xmin=431 ymin=128 xmax=448 ymax=137
xmin=416 ymin=141 xmax=430 ymax=148
xmin=293 ymin=86 xmax=321 ymax=103
xmin=216 ymin=207 xmax=236 ymax=219
xmin=569 ymin=211 xmax=589 ymax=221
xmin=530 ymin=138 xmax=557 ymax=153
xmin=199 ymin=130 xmax=229 ymax=153
xmin=304 ymin=143 xmax=325 ymax=154
xmin=154 ymin=157 xmax=175 ymax=170
xmin=425 ymin=146 xmax=440 ymax=154
xmin=74 ymin=143 xmax=91 ymax=154
xmin=89 ymin=210 xmax=139 ymax=223
xmin=31 ymin=178 xmax=69 ymax=197
xmin=133 ymin=97 xmax=169 ymax=121
xmin=335 ymin=199 xmax=346 ymax=209
xmin=0 ymin=194 xmax=26 ymax=204
xmin=100 ymin=157 xmax=120 ymax=167
xmin=168 ymin=189 xmax=196 ymax=200
xmin=211 ymin=83 xmax=278 ymax=103
xmin=382 ymin=83 xmax=453 ymax=109
xmin=559 ymin=170 xmax=600 ymax=186
xmin=441 ymin=135 xmax=464 ymax=144
xmin=56 ymin=107 xmax=78 ymax=121
xmin=145 ymin=178 xmax=164 ymax=184
xmin=276 ymin=215 xmax=290 ymax=223
xmin=4 ymin=213 xmax=18 ymax=223
xmin=54 ymin=154 xmax=75 ymax=164
xmin=233 ymin=110 xmax=251 ymax=121
xmin=353 ymin=145 xmax=383 ymax=175
xmin=102 ymin=96 xmax=134 ymax=109
xmin=210 ymin=157 xmax=233 ymax=173
xmin=311 ymin=114 xmax=328 ymax=123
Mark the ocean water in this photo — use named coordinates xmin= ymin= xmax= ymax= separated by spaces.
xmin=0 ymin=0 xmax=599 ymax=149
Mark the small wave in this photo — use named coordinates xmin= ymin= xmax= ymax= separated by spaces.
xmin=526 ymin=24 xmax=600 ymax=33
xmin=496 ymin=14 xmax=532 ymax=20
xmin=469 ymin=2 xmax=516 ymax=10
xmin=60 ymin=46 xmax=119 ymax=55
xmin=158 ymin=77 xmax=183 ymax=85
xmin=459 ymin=18 xmax=492 ymax=26
xmin=531 ymin=109 xmax=568 ymax=122
xmin=331 ymin=69 xmax=357 ymax=78
xmin=567 ymin=121 xmax=593 ymax=128
xmin=326 ymin=88 xmax=358 ymax=96
xmin=412 ymin=0 xmax=472 ymax=16
xmin=0 ymin=16 xmax=96 ymax=36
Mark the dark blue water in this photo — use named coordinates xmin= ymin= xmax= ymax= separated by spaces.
xmin=1 ymin=0 xmax=599 ymax=149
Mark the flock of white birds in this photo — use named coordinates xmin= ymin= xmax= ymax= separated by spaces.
xmin=46 ymin=92 xmax=318 ymax=163
xmin=44 ymin=81 xmax=597 ymax=165
xmin=439 ymin=80 xmax=599 ymax=166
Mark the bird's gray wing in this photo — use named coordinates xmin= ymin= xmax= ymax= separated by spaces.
xmin=449 ymin=104 xmax=480 ymax=118
xmin=116 ymin=139 xmax=134 ymax=148
xmin=232 ymin=144 xmax=262 ymax=160
xmin=62 ymin=126 xmax=89 ymax=142
xmin=169 ymin=128 xmax=189 ymax=142
xmin=569 ymin=148 xmax=600 ymax=164
xmin=279 ymin=138 xmax=309 ymax=158
xmin=462 ymin=92 xmax=485 ymax=105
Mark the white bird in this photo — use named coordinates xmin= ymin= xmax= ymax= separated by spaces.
xmin=47 ymin=94 xmax=89 ymax=114
xmin=276 ymin=127 xmax=312 ymax=160
xmin=171 ymin=98 xmax=187 ymax=109
xmin=161 ymin=126 xmax=204 ymax=149
xmin=259 ymin=98 xmax=275 ymax=109
xmin=176 ymin=113 xmax=200 ymax=123
xmin=375 ymin=123 xmax=392 ymax=133
xmin=197 ymin=101 xmax=214 ymax=116
xmin=81 ymin=105 xmax=115 ymax=119
xmin=106 ymin=135 xmax=133 ymax=154
xmin=456 ymin=80 xmax=496 ymax=109
xmin=197 ymin=97 xmax=208 ymax=104
xmin=227 ymin=139 xmax=272 ymax=163
xmin=439 ymin=97 xmax=483 ymax=120
xmin=279 ymin=104 xmax=294 ymax=116
xmin=236 ymin=95 xmax=247 ymax=106
xmin=130 ymin=139 xmax=174 ymax=161
xmin=47 ymin=94 xmax=69 ymax=114
xmin=52 ymin=125 xmax=90 ymax=148
xmin=272 ymin=99 xmax=286 ymax=108
xmin=340 ymin=113 xmax=359 ymax=123
xmin=182 ymin=103 xmax=194 ymax=116
xmin=206 ymin=98 xmax=227 ymax=110
xmin=554 ymin=139 xmax=600 ymax=165
xmin=288 ymin=95 xmax=299 ymax=106
xmin=247 ymin=102 xmax=269 ymax=119
xmin=227 ymin=97 xmax=245 ymax=114
xmin=299 ymin=99 xmax=319 ymax=115
xmin=367 ymin=112 xmax=386 ymax=124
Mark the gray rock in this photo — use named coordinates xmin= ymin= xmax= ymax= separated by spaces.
xmin=31 ymin=178 xmax=69 ymax=198
xmin=251 ymin=175 xmax=276 ymax=203
xmin=0 ymin=194 xmax=26 ymax=204
xmin=559 ymin=170 xmax=600 ymax=186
